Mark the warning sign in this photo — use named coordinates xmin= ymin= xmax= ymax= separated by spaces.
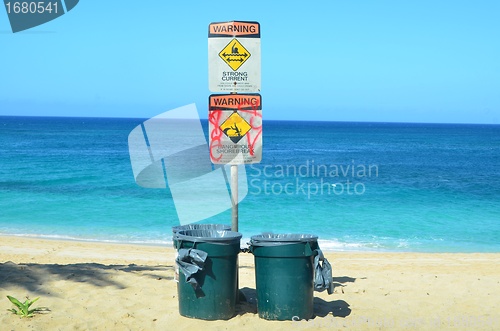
xmin=219 ymin=39 xmax=250 ymax=71
xmin=209 ymin=94 xmax=262 ymax=164
xmin=209 ymin=21 xmax=261 ymax=93
xmin=220 ymin=112 xmax=252 ymax=143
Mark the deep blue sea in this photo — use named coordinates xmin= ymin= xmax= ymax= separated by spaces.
xmin=1 ymin=116 xmax=499 ymax=252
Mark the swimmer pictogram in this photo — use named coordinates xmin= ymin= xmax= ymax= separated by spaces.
xmin=218 ymin=39 xmax=251 ymax=71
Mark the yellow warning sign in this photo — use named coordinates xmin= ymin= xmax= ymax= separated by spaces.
xmin=218 ymin=38 xmax=251 ymax=71
xmin=219 ymin=112 xmax=252 ymax=143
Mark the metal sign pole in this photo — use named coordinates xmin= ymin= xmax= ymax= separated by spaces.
xmin=230 ymin=86 xmax=239 ymax=232
xmin=231 ymin=164 xmax=238 ymax=232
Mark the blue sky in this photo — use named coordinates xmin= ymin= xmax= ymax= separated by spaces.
xmin=1 ymin=0 xmax=499 ymax=124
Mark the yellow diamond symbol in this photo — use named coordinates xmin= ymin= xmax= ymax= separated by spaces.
xmin=219 ymin=112 xmax=252 ymax=143
xmin=218 ymin=38 xmax=251 ymax=71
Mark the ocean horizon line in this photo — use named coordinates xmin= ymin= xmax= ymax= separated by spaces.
xmin=1 ymin=114 xmax=499 ymax=127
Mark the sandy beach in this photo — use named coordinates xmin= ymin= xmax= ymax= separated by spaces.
xmin=0 ymin=235 xmax=499 ymax=330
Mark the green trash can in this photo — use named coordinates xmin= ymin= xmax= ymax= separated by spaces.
xmin=250 ymin=234 xmax=320 ymax=321
xmin=172 ymin=224 xmax=231 ymax=281
xmin=175 ymin=229 xmax=242 ymax=320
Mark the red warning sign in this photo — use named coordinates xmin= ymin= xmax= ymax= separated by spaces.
xmin=209 ymin=94 xmax=261 ymax=110
xmin=208 ymin=94 xmax=262 ymax=164
xmin=208 ymin=21 xmax=261 ymax=92
xmin=209 ymin=21 xmax=260 ymax=38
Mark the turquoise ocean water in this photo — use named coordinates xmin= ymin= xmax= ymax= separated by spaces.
xmin=1 ymin=116 xmax=499 ymax=252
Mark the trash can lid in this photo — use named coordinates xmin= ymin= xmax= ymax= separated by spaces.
xmin=176 ymin=229 xmax=242 ymax=244
xmin=172 ymin=224 xmax=231 ymax=233
xmin=250 ymin=233 xmax=318 ymax=246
